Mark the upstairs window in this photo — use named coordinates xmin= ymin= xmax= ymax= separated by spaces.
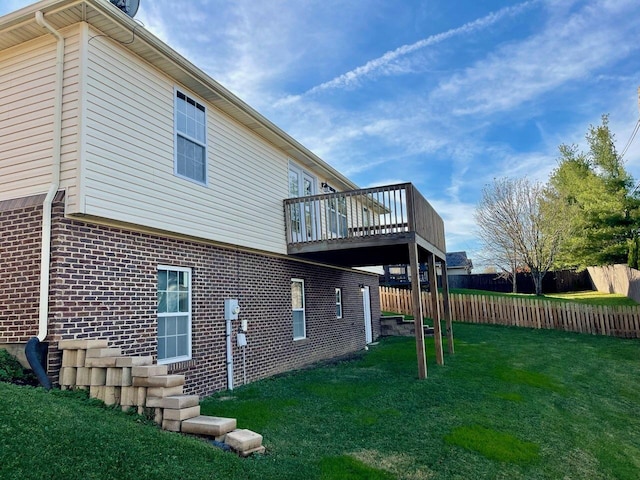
xmin=175 ymin=90 xmax=207 ymax=185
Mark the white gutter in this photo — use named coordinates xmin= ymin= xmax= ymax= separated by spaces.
xmin=35 ymin=10 xmax=64 ymax=341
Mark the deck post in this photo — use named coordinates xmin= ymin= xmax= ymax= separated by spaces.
xmin=440 ymin=258 xmax=454 ymax=355
xmin=427 ymin=252 xmax=444 ymax=365
xmin=409 ymin=242 xmax=427 ymax=379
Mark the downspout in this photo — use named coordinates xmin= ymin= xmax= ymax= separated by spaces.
xmin=25 ymin=11 xmax=64 ymax=390
xmin=35 ymin=11 xmax=64 ymax=343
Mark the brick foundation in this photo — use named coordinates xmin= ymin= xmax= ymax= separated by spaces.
xmin=1 ymin=193 xmax=381 ymax=396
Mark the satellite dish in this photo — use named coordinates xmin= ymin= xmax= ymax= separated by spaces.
xmin=109 ymin=0 xmax=140 ymax=18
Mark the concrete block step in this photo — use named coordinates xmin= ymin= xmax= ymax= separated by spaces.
xmin=181 ymin=416 xmax=237 ymax=437
xmin=147 ymin=385 xmax=183 ymax=398
xmin=162 ymin=419 xmax=181 ymax=432
xmin=163 ymin=405 xmax=200 ymax=421
xmin=86 ymin=347 xmax=122 ymax=358
xmin=75 ymin=367 xmax=91 ymax=386
xmin=132 ymin=374 xmax=185 ymax=388
xmin=85 ymin=356 xmax=120 ymax=368
xmin=225 ymin=429 xmax=263 ymax=452
xmin=146 ymin=394 xmax=199 ymax=409
xmin=131 ymin=365 xmax=168 ymax=377
xmin=116 ymin=356 xmax=153 ymax=367
xmin=58 ymin=339 xmax=109 ymax=350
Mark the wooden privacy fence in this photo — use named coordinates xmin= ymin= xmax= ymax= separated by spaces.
xmin=379 ymin=286 xmax=640 ymax=339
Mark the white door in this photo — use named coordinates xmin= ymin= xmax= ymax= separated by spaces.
xmin=289 ymin=165 xmax=317 ymax=242
xmin=363 ymin=286 xmax=373 ymax=343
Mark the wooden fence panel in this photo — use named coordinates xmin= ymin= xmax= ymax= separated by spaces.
xmin=379 ymin=287 xmax=640 ymax=339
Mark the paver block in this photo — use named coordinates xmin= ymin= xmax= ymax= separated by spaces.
xmin=58 ymin=339 xmax=109 ymax=350
xmin=131 ymin=365 xmax=168 ymax=377
xmin=106 ymin=368 xmax=123 ymax=386
xmin=76 ymin=367 xmax=91 ymax=386
xmin=103 ymin=386 xmax=120 ymax=406
xmin=162 ymin=419 xmax=181 ymax=432
xmin=161 ymin=395 xmax=199 ymax=410
xmin=181 ymin=416 xmax=237 ymax=437
xmin=90 ymin=367 xmax=107 ymax=386
xmin=85 ymin=356 xmax=119 ymax=368
xmin=163 ymin=405 xmax=200 ymax=421
xmin=145 ymin=396 xmax=164 ymax=408
xmin=59 ymin=367 xmax=77 ymax=386
xmin=239 ymin=445 xmax=266 ymax=457
xmin=89 ymin=386 xmax=105 ymax=401
xmin=121 ymin=367 xmax=132 ymax=386
xmin=136 ymin=387 xmax=148 ymax=407
xmin=154 ymin=407 xmax=164 ymax=425
xmin=116 ymin=356 xmax=153 ymax=367
xmin=147 ymin=385 xmax=183 ymax=397
xmin=120 ymin=386 xmax=139 ymax=406
xmin=225 ymin=429 xmax=263 ymax=452
xmin=86 ymin=347 xmax=122 ymax=358
xmin=132 ymin=374 xmax=185 ymax=388
xmin=61 ymin=350 xmax=77 ymax=367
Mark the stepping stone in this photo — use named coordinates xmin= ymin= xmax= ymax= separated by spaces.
xmin=225 ymin=429 xmax=263 ymax=452
xmin=132 ymin=365 xmax=168 ymax=377
xmin=239 ymin=445 xmax=266 ymax=457
xmin=86 ymin=347 xmax=122 ymax=358
xmin=58 ymin=339 xmax=109 ymax=350
xmin=181 ymin=416 xmax=237 ymax=437
xmin=116 ymin=356 xmax=153 ymax=367
xmin=132 ymin=374 xmax=185 ymax=388
xmin=163 ymin=405 xmax=200 ymax=421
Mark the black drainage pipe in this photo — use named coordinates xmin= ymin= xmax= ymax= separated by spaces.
xmin=25 ymin=337 xmax=52 ymax=390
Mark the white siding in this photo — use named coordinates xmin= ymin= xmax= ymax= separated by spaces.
xmin=82 ymin=30 xmax=292 ymax=254
xmin=0 ymin=27 xmax=81 ymax=205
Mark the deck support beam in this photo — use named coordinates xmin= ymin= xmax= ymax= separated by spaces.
xmin=408 ymin=242 xmax=427 ymax=379
xmin=427 ymin=252 xmax=444 ymax=365
xmin=440 ymin=258 xmax=454 ymax=354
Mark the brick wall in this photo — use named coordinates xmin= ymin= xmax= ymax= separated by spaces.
xmin=0 ymin=195 xmax=45 ymax=343
xmin=2 ymin=193 xmax=381 ymax=397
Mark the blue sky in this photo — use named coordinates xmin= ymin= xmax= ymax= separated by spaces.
xmin=3 ymin=0 xmax=640 ymax=268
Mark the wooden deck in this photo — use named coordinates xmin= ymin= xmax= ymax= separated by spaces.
xmin=283 ymin=183 xmax=446 ymax=267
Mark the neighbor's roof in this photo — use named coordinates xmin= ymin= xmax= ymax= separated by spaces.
xmin=0 ymin=0 xmax=359 ymax=192
xmin=446 ymin=251 xmax=473 ymax=268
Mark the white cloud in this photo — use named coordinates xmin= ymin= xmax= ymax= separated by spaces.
xmin=304 ymin=0 xmax=540 ymax=96
xmin=431 ymin=0 xmax=640 ymax=117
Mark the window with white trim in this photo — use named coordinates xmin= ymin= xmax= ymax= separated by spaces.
xmin=292 ymin=279 xmax=306 ymax=340
xmin=175 ymin=90 xmax=207 ymax=184
xmin=157 ymin=266 xmax=192 ymax=363
xmin=335 ymin=288 xmax=343 ymax=319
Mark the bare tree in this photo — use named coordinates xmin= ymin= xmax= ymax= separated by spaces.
xmin=475 ymin=177 xmax=565 ymax=295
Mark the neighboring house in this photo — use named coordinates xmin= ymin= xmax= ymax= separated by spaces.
xmin=0 ymin=0 xmax=447 ymax=395
xmin=380 ymin=252 xmax=473 ymax=288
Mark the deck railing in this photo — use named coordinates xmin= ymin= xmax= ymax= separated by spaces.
xmin=284 ymin=183 xmax=445 ymax=252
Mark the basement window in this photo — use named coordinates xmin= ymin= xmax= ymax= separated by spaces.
xmin=336 ymin=288 xmax=343 ymax=319
xmin=292 ymin=279 xmax=306 ymax=340
xmin=157 ymin=266 xmax=192 ymax=363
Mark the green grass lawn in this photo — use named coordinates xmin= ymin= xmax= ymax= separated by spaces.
xmin=2 ymin=324 xmax=640 ymax=479
xmin=449 ymin=288 xmax=638 ymax=306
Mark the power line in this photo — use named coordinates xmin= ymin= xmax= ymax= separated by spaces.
xmin=621 ymin=116 xmax=640 ymax=160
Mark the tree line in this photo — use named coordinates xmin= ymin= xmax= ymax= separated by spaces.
xmin=475 ymin=115 xmax=640 ymax=295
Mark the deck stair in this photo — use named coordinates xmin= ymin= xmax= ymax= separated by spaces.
xmin=57 ymin=339 xmax=264 ymax=456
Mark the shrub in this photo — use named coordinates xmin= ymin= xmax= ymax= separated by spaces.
xmin=0 ymin=349 xmax=39 ymax=386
